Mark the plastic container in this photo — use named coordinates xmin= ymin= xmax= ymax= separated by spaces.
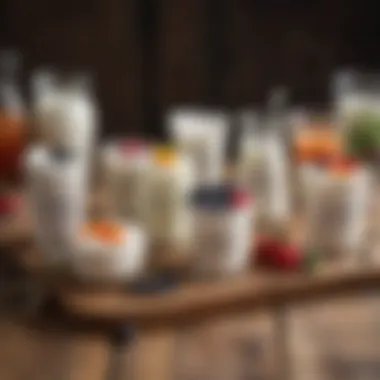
xmin=140 ymin=145 xmax=196 ymax=251
xmin=72 ymin=220 xmax=148 ymax=283
xmin=190 ymin=185 xmax=254 ymax=279
xmin=168 ymin=108 xmax=228 ymax=184
xmin=31 ymin=71 xmax=98 ymax=159
xmin=300 ymin=159 xmax=371 ymax=256
xmin=24 ymin=145 xmax=86 ymax=264
xmin=237 ymin=125 xmax=290 ymax=222
xmin=101 ymin=138 xmax=151 ymax=220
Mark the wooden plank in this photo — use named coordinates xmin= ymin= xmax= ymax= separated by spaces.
xmin=130 ymin=327 xmax=176 ymax=380
xmin=0 ymin=318 xmax=69 ymax=380
xmin=65 ymin=331 xmax=111 ymax=380
xmin=58 ymin=261 xmax=380 ymax=325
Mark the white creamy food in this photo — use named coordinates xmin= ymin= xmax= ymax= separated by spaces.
xmin=72 ymin=221 xmax=148 ymax=282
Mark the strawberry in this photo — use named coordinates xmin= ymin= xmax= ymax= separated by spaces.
xmin=254 ymin=235 xmax=302 ymax=271
xmin=275 ymin=244 xmax=302 ymax=270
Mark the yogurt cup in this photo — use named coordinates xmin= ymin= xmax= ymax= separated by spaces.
xmin=72 ymin=219 xmax=148 ymax=283
xmin=101 ymin=138 xmax=151 ymax=220
xmin=140 ymin=145 xmax=196 ymax=252
xmin=300 ymin=159 xmax=371 ymax=256
xmin=31 ymin=72 xmax=98 ymax=169
xmin=24 ymin=145 xmax=86 ymax=264
xmin=167 ymin=108 xmax=228 ymax=184
xmin=190 ymin=185 xmax=254 ymax=279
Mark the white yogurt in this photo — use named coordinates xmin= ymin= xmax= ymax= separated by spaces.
xmin=301 ymin=163 xmax=371 ymax=254
xmin=167 ymin=108 xmax=228 ymax=184
xmin=191 ymin=186 xmax=254 ymax=279
xmin=72 ymin=221 xmax=148 ymax=283
xmin=101 ymin=139 xmax=151 ymax=220
xmin=237 ymin=128 xmax=290 ymax=221
xmin=24 ymin=145 xmax=86 ymax=264
xmin=140 ymin=146 xmax=196 ymax=250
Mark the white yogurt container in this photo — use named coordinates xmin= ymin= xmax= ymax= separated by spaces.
xmin=101 ymin=138 xmax=151 ymax=220
xmin=190 ymin=185 xmax=254 ymax=279
xmin=300 ymin=161 xmax=371 ymax=255
xmin=140 ymin=145 xmax=196 ymax=250
xmin=72 ymin=220 xmax=148 ymax=283
xmin=32 ymin=73 xmax=98 ymax=163
xmin=24 ymin=145 xmax=87 ymax=264
xmin=167 ymin=108 xmax=228 ymax=184
xmin=237 ymin=127 xmax=290 ymax=222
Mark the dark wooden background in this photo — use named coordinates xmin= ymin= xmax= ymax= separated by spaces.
xmin=1 ymin=0 xmax=380 ymax=137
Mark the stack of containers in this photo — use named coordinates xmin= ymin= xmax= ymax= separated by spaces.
xmin=25 ymin=72 xmax=99 ymax=265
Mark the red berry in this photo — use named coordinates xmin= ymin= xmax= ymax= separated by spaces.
xmin=276 ymin=245 xmax=302 ymax=270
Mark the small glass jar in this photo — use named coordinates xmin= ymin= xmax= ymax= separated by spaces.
xmin=168 ymin=108 xmax=228 ymax=185
xmin=101 ymin=138 xmax=151 ymax=220
xmin=190 ymin=185 xmax=254 ymax=279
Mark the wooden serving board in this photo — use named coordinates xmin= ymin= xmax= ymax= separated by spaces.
xmin=2 ymin=189 xmax=380 ymax=326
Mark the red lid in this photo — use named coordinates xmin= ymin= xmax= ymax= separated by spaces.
xmin=231 ymin=189 xmax=252 ymax=208
xmin=118 ymin=139 xmax=147 ymax=155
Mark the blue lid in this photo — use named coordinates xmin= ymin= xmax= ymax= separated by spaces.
xmin=191 ymin=184 xmax=234 ymax=211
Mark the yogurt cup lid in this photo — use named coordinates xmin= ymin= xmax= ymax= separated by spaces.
xmin=192 ymin=184 xmax=252 ymax=211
